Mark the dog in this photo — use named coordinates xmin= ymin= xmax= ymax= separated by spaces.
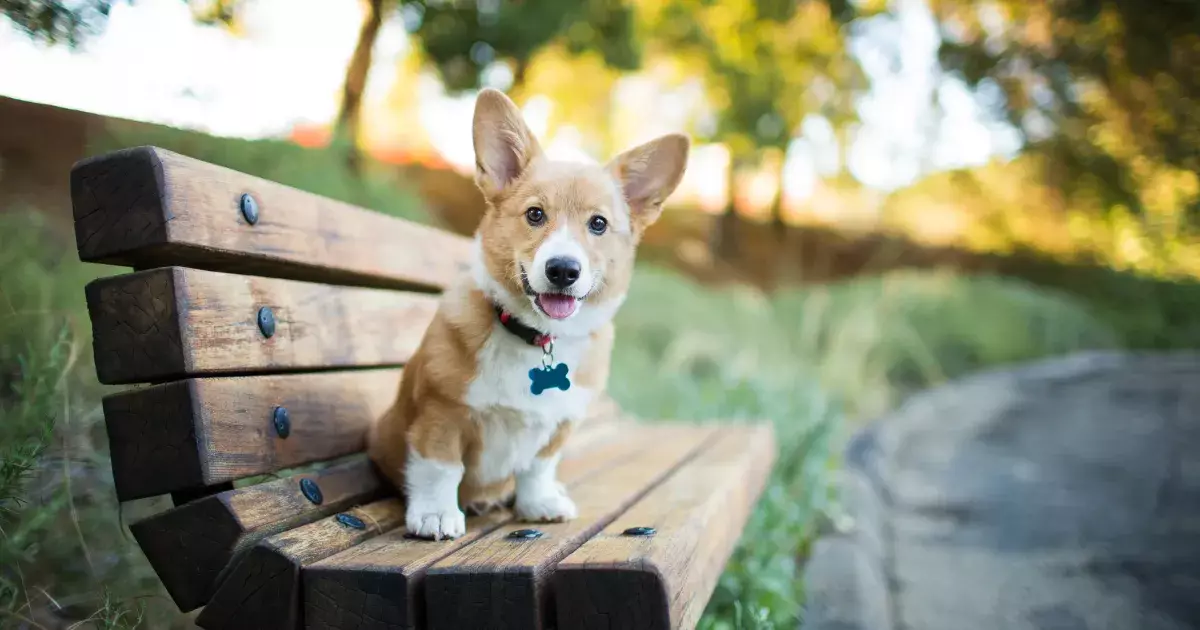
xmin=367 ymin=88 xmax=689 ymax=540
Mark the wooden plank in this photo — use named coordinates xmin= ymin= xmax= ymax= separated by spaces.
xmin=129 ymin=458 xmax=385 ymax=612
xmin=70 ymin=146 xmax=472 ymax=291
xmin=300 ymin=422 xmax=685 ymax=630
xmin=554 ymin=425 xmax=776 ymax=630
xmin=85 ymin=266 xmax=438 ymax=384
xmin=104 ymin=368 xmax=401 ymax=501
xmin=197 ymin=498 xmax=405 ymax=630
xmin=422 ymin=425 xmax=718 ymax=630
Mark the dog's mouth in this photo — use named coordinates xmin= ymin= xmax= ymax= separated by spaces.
xmin=520 ymin=266 xmax=582 ymax=320
xmin=535 ymin=293 xmax=578 ymax=319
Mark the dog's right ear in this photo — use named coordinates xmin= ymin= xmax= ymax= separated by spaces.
xmin=472 ymin=88 xmax=541 ymax=200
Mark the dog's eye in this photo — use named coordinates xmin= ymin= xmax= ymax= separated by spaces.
xmin=525 ymin=207 xmax=545 ymax=226
xmin=587 ymin=215 xmax=608 ymax=235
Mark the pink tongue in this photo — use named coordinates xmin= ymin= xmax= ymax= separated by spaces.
xmin=537 ymin=294 xmax=578 ymax=319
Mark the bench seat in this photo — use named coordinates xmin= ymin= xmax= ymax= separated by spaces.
xmin=72 ymin=146 xmax=775 ymax=630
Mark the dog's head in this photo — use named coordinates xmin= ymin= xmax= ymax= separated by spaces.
xmin=470 ymin=88 xmax=689 ymax=337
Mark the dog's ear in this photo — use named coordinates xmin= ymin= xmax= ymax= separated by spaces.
xmin=607 ymin=133 xmax=690 ymax=233
xmin=473 ymin=88 xmax=542 ymax=200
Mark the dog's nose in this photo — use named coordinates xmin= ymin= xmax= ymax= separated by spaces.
xmin=545 ymin=257 xmax=581 ymax=288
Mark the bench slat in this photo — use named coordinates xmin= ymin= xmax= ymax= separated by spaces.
xmin=422 ymin=424 xmax=717 ymax=630
xmin=71 ymin=146 xmax=472 ymax=291
xmin=196 ymin=498 xmax=406 ymax=630
xmin=554 ymin=424 xmax=776 ymax=630
xmin=86 ymin=267 xmax=437 ymax=384
xmin=129 ymin=458 xmax=384 ymax=612
xmin=300 ymin=422 xmax=691 ymax=630
xmin=104 ymin=369 xmax=401 ymax=501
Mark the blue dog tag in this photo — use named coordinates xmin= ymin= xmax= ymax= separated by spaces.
xmin=529 ymin=363 xmax=570 ymax=395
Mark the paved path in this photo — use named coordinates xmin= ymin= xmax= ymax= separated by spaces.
xmin=804 ymin=352 xmax=1200 ymax=630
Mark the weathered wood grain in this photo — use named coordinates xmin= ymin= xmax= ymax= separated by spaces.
xmin=104 ymin=368 xmax=401 ymax=501
xmin=71 ymin=146 xmax=472 ymax=291
xmin=300 ymin=421 xmax=679 ymax=630
xmin=554 ymin=424 xmax=777 ymax=630
xmin=130 ymin=458 xmax=385 ymax=612
xmin=303 ymin=512 xmax=508 ymax=630
xmin=422 ymin=424 xmax=718 ymax=630
xmin=197 ymin=499 xmax=405 ymax=630
xmin=85 ymin=266 xmax=438 ymax=384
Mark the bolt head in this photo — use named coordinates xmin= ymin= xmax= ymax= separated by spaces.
xmin=300 ymin=478 xmax=323 ymax=504
xmin=240 ymin=193 xmax=259 ymax=224
xmin=257 ymin=306 xmax=276 ymax=338
xmin=272 ymin=406 xmax=290 ymax=438
xmin=336 ymin=513 xmax=366 ymax=529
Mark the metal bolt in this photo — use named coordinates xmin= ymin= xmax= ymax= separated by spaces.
xmin=507 ymin=528 xmax=543 ymax=540
xmin=239 ymin=193 xmax=259 ymax=225
xmin=257 ymin=306 xmax=276 ymax=338
xmin=300 ymin=478 xmax=323 ymax=505
xmin=336 ymin=513 xmax=366 ymax=530
xmin=272 ymin=406 xmax=290 ymax=438
xmin=622 ymin=526 xmax=656 ymax=537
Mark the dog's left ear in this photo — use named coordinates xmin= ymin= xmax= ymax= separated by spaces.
xmin=607 ymin=133 xmax=690 ymax=233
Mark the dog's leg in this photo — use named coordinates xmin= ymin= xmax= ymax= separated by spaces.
xmin=404 ymin=444 xmax=467 ymax=540
xmin=514 ymin=423 xmax=578 ymax=522
xmin=515 ymin=452 xmax=576 ymax=522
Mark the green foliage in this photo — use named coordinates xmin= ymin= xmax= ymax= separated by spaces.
xmin=0 ymin=0 xmax=242 ymax=46
xmin=645 ymin=0 xmax=870 ymax=159
xmin=0 ymin=329 xmax=64 ymax=518
xmin=1006 ymin=258 xmax=1200 ymax=351
xmin=401 ymin=0 xmax=641 ymax=91
xmin=0 ymin=0 xmax=122 ymax=46
xmin=929 ymin=0 xmax=1200 ymax=222
xmin=0 ymin=212 xmax=163 ymax=629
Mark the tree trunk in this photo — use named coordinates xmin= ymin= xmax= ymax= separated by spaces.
xmin=769 ymin=158 xmax=787 ymax=241
xmin=513 ymin=58 xmax=530 ymax=91
xmin=711 ymin=156 xmax=742 ymax=260
xmin=336 ymin=0 xmax=385 ymax=173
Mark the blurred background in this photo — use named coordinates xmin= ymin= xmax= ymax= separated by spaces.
xmin=0 ymin=0 xmax=1197 ymax=627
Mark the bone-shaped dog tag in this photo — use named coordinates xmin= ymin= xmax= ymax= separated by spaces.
xmin=529 ymin=363 xmax=571 ymax=395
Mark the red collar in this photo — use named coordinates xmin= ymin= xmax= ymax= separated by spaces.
xmin=494 ymin=305 xmax=553 ymax=348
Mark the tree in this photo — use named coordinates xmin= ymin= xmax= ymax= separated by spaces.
xmin=397 ymin=0 xmax=640 ymax=94
xmin=642 ymin=0 xmax=870 ymax=255
xmin=0 ymin=0 xmax=243 ymax=45
xmin=929 ymin=0 xmax=1200 ymax=234
xmin=0 ymin=0 xmax=387 ymax=173
xmin=0 ymin=0 xmax=121 ymax=45
xmin=335 ymin=0 xmax=387 ymax=172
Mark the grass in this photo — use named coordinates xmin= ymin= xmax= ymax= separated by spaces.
xmin=0 ymin=125 xmax=1155 ymax=628
xmin=0 ymin=212 xmax=162 ymax=628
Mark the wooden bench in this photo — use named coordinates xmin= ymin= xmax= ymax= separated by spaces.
xmin=71 ymin=146 xmax=776 ymax=630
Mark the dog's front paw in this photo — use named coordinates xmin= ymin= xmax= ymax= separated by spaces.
xmin=406 ymin=506 xmax=466 ymax=540
xmin=515 ymin=485 xmax=578 ymax=523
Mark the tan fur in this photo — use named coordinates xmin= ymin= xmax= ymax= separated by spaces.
xmin=368 ymin=88 xmax=689 ymax=533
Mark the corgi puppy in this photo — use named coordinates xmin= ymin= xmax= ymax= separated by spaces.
xmin=367 ymin=88 xmax=689 ymax=540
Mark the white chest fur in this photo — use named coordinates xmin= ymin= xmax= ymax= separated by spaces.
xmin=464 ymin=330 xmax=593 ymax=485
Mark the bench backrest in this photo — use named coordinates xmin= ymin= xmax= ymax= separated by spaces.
xmin=72 ymin=146 xmax=469 ymax=611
